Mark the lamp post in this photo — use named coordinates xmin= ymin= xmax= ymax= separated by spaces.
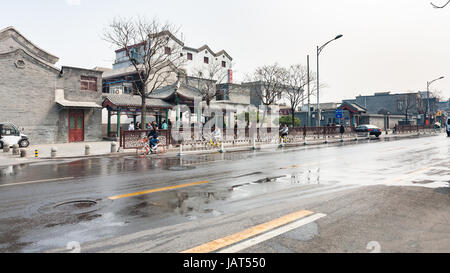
xmin=426 ymin=76 xmax=444 ymax=125
xmin=316 ymin=34 xmax=343 ymax=127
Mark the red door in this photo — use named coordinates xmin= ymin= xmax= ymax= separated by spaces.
xmin=69 ymin=110 xmax=84 ymax=142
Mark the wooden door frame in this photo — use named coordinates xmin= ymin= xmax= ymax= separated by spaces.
xmin=68 ymin=110 xmax=85 ymax=142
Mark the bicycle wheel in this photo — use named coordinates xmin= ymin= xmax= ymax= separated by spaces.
xmin=136 ymin=145 xmax=149 ymax=158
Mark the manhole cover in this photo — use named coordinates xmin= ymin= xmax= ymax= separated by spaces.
xmin=37 ymin=199 xmax=101 ymax=215
xmin=168 ymin=166 xmax=196 ymax=171
xmin=54 ymin=200 xmax=97 ymax=212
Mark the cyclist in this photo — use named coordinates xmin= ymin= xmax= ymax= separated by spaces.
xmin=211 ymin=125 xmax=222 ymax=145
xmin=147 ymin=123 xmax=159 ymax=152
xmin=280 ymin=124 xmax=289 ymax=140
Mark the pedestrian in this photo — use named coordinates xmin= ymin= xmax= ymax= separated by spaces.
xmin=161 ymin=120 xmax=168 ymax=130
xmin=340 ymin=124 xmax=345 ymax=137
xmin=146 ymin=122 xmax=152 ymax=130
xmin=151 ymin=120 xmax=158 ymax=130
xmin=128 ymin=122 xmax=135 ymax=131
xmin=136 ymin=122 xmax=141 ymax=130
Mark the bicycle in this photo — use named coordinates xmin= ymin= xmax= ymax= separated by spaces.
xmin=136 ymin=138 xmax=165 ymax=158
xmin=207 ymin=137 xmax=222 ymax=149
xmin=279 ymin=134 xmax=290 ymax=143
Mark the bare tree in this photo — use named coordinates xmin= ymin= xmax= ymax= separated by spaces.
xmin=431 ymin=0 xmax=450 ymax=8
xmin=427 ymin=89 xmax=443 ymax=117
xmin=398 ymin=93 xmax=423 ymax=124
xmin=192 ymin=62 xmax=230 ymax=106
xmin=103 ymin=16 xmax=186 ymax=125
xmin=249 ymin=63 xmax=288 ymax=106
xmin=284 ymin=64 xmax=318 ymax=127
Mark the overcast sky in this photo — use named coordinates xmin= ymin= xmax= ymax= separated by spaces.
xmin=2 ymin=0 xmax=450 ymax=102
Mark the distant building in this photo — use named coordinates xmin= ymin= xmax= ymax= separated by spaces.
xmin=0 ymin=27 xmax=103 ymax=144
xmin=344 ymin=91 xmax=424 ymax=125
xmin=101 ymin=31 xmax=239 ymax=133
xmin=111 ymin=31 xmax=232 ymax=82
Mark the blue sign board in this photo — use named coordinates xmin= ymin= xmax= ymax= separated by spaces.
xmin=335 ymin=109 xmax=343 ymax=119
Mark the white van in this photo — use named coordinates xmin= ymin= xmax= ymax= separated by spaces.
xmin=0 ymin=123 xmax=30 ymax=148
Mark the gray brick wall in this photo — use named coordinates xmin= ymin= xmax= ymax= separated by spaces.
xmin=0 ymin=51 xmax=103 ymax=144
xmin=0 ymin=50 xmax=61 ymax=144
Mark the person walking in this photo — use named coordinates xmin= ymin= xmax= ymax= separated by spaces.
xmin=340 ymin=124 xmax=345 ymax=138
xmin=161 ymin=120 xmax=168 ymax=130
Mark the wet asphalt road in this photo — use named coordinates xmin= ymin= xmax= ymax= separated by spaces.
xmin=0 ymin=134 xmax=449 ymax=253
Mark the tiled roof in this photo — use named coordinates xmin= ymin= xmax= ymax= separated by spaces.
xmin=149 ymin=83 xmax=203 ymax=100
xmin=104 ymin=94 xmax=174 ymax=108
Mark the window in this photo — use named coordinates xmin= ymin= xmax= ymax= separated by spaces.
xmin=180 ymin=53 xmax=183 ymax=57
xmin=187 ymin=53 xmax=193 ymax=60
xmin=398 ymin=101 xmax=404 ymax=111
xmin=165 ymin=47 xmax=171 ymax=55
xmin=222 ymin=61 xmax=226 ymax=68
xmin=80 ymin=76 xmax=97 ymax=91
xmin=1 ymin=124 xmax=19 ymax=136
xmin=204 ymin=57 xmax=209 ymax=64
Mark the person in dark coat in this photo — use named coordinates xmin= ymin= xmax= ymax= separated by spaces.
xmin=340 ymin=124 xmax=345 ymax=137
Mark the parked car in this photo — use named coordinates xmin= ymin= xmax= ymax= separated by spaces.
xmin=446 ymin=117 xmax=450 ymax=137
xmin=355 ymin=124 xmax=382 ymax=137
xmin=0 ymin=123 xmax=30 ymax=148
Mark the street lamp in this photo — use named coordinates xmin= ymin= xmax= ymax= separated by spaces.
xmin=316 ymin=34 xmax=343 ymax=127
xmin=426 ymin=76 xmax=444 ymax=125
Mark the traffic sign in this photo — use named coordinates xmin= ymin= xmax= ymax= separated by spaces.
xmin=335 ymin=109 xmax=343 ymax=119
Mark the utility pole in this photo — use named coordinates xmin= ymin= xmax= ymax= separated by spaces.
xmin=307 ymin=55 xmax=310 ymax=127
xmin=426 ymin=76 xmax=444 ymax=125
xmin=316 ymin=34 xmax=343 ymax=127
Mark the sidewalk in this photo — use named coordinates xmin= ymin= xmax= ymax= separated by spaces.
xmin=0 ymin=130 xmax=441 ymax=167
xmin=0 ymin=141 xmax=122 ymax=167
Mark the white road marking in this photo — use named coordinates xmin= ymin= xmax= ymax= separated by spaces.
xmin=217 ymin=213 xmax=327 ymax=253
xmin=0 ymin=177 xmax=75 ymax=188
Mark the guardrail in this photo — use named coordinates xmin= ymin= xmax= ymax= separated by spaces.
xmin=119 ymin=125 xmax=437 ymax=149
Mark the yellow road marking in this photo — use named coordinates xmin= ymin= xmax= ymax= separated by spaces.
xmin=395 ymin=167 xmax=430 ymax=182
xmin=108 ymin=181 xmax=209 ymax=200
xmin=181 ymin=209 xmax=314 ymax=253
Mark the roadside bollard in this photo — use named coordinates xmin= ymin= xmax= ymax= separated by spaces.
xmin=20 ymin=149 xmax=26 ymax=158
xmin=178 ymin=143 xmax=183 ymax=157
xmin=51 ymin=147 xmax=57 ymax=158
xmin=252 ymin=139 xmax=257 ymax=150
xmin=3 ymin=143 xmax=10 ymax=153
xmin=111 ymin=142 xmax=117 ymax=153
xmin=85 ymin=144 xmax=90 ymax=156
xmin=35 ymin=149 xmax=39 ymax=158
xmin=12 ymin=144 xmax=19 ymax=155
xmin=219 ymin=142 xmax=225 ymax=153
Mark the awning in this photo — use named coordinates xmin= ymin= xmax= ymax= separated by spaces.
xmin=55 ymin=89 xmax=102 ymax=109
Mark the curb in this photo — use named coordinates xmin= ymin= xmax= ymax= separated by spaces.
xmin=0 ymin=132 xmax=441 ymax=166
